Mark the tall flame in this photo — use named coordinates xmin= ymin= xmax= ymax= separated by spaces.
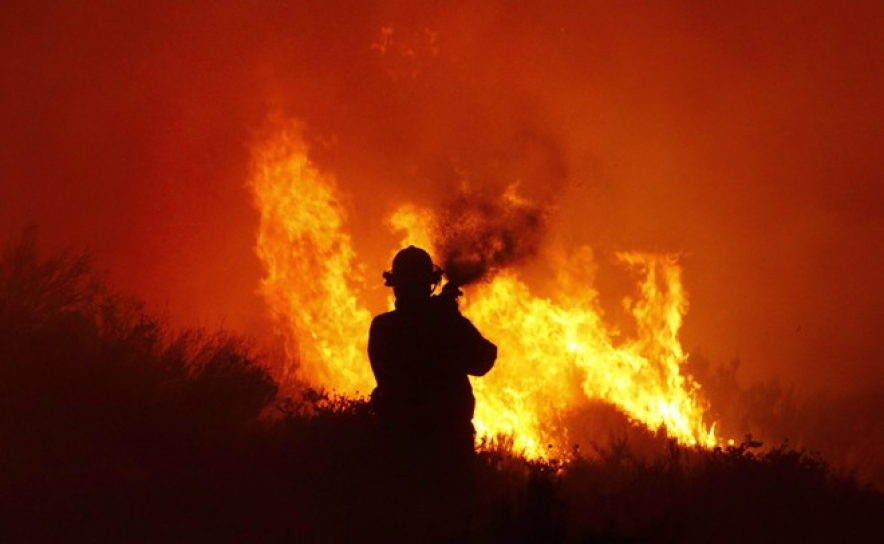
xmin=251 ymin=127 xmax=374 ymax=395
xmin=251 ymin=127 xmax=717 ymax=455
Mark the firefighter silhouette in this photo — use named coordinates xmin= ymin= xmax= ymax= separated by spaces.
xmin=368 ymin=246 xmax=496 ymax=539
xmin=369 ymin=245 xmax=496 ymax=458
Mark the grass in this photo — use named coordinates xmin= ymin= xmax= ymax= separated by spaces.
xmin=1 ymin=229 xmax=881 ymax=543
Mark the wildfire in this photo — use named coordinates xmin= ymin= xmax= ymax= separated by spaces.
xmin=251 ymin=126 xmax=717 ymax=456
xmin=251 ymin=128 xmax=373 ymax=395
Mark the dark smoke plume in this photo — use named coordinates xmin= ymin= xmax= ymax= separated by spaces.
xmin=434 ymin=188 xmax=546 ymax=286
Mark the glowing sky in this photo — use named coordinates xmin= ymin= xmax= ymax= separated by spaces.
xmin=2 ymin=1 xmax=882 ymax=393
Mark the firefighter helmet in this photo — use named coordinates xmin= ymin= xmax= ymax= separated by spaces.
xmin=383 ymin=246 xmax=443 ymax=287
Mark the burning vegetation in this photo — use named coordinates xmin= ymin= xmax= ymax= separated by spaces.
xmin=4 ymin=2 xmax=884 ymax=542
xmin=2 ymin=228 xmax=882 ymax=543
xmin=252 ymin=123 xmax=715 ymax=455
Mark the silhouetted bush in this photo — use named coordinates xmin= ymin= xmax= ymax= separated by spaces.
xmin=0 ymin=230 xmax=881 ymax=544
xmin=687 ymin=352 xmax=884 ymax=490
xmin=0 ymin=230 xmax=279 ymax=543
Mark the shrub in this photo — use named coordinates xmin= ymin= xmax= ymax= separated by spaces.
xmin=1 ymin=230 xmax=881 ymax=544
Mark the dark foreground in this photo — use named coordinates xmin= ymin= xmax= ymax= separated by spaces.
xmin=2 ymin=232 xmax=882 ymax=543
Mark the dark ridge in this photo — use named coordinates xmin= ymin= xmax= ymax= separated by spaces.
xmin=1 ymin=230 xmax=881 ymax=544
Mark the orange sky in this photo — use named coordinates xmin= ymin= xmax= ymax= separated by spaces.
xmin=1 ymin=1 xmax=882 ymax=394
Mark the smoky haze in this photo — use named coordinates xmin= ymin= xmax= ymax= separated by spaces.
xmin=436 ymin=190 xmax=547 ymax=287
xmin=434 ymin=171 xmax=553 ymax=286
xmin=1 ymin=0 xmax=882 ymax=400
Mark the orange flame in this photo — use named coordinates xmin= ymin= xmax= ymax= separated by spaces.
xmin=251 ymin=127 xmax=374 ymax=395
xmin=251 ymin=127 xmax=717 ymax=456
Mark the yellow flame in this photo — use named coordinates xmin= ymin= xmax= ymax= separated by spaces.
xmin=251 ymin=127 xmax=717 ymax=456
xmin=250 ymin=127 xmax=374 ymax=395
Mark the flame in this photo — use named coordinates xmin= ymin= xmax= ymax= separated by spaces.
xmin=251 ymin=126 xmax=717 ymax=455
xmin=251 ymin=127 xmax=374 ymax=395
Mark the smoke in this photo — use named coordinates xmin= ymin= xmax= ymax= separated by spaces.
xmin=425 ymin=129 xmax=567 ymax=286
xmin=434 ymin=186 xmax=546 ymax=286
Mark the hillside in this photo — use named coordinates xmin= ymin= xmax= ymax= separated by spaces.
xmin=1 ymin=231 xmax=881 ymax=543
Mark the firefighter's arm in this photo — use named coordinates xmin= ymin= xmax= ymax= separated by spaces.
xmin=368 ymin=316 xmax=391 ymax=385
xmin=453 ymin=316 xmax=497 ymax=376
